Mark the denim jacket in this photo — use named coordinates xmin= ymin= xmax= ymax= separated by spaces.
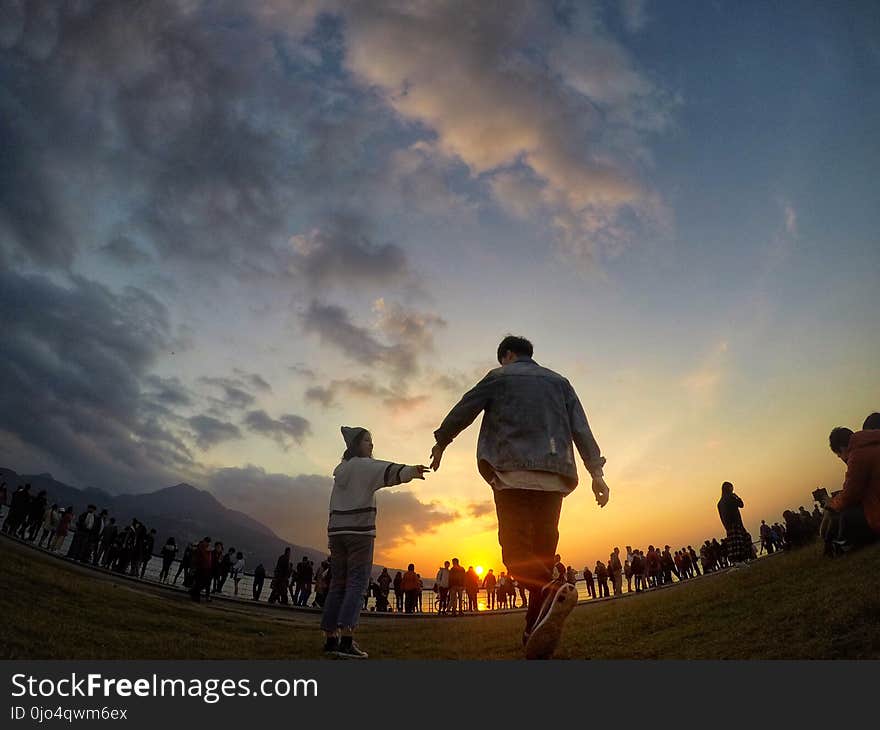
xmin=433 ymin=357 xmax=605 ymax=489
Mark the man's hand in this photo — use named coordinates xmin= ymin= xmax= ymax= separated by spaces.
xmin=592 ymin=475 xmax=610 ymax=508
xmin=413 ymin=465 xmax=431 ymax=480
xmin=430 ymin=443 xmax=445 ymax=472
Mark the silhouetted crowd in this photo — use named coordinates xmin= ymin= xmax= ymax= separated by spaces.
xmin=1 ymin=467 xmax=873 ymax=616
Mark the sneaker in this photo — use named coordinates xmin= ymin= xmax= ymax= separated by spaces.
xmin=524 ymin=582 xmax=578 ymax=660
xmin=323 ymin=636 xmax=339 ymax=653
xmin=528 ymin=579 xmax=563 ymax=635
xmin=334 ymin=640 xmax=369 ymax=659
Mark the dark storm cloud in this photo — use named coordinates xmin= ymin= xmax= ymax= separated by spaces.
xmin=205 ymin=464 xmax=456 ymax=553
xmin=0 ymin=0 xmax=411 ymax=285
xmin=243 ymin=410 xmax=311 ymax=449
xmin=0 ymin=268 xmax=193 ymax=492
xmin=187 ymin=415 xmax=242 ymax=451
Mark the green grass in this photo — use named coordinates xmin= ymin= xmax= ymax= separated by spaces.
xmin=2 ymin=536 xmax=879 ymax=659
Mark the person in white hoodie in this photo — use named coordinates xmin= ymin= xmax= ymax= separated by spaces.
xmin=321 ymin=426 xmax=430 ymax=659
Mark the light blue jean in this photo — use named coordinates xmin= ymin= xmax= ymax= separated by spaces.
xmin=320 ymin=533 xmax=374 ymax=631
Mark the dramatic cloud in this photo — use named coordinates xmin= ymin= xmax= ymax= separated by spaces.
xmin=0 ymin=1 xmax=407 ymax=285
xmin=198 ymin=377 xmax=257 ymax=412
xmin=242 ymin=410 xmax=311 ymax=449
xmin=0 ymin=268 xmax=193 ymax=492
xmin=187 ymin=415 xmax=242 ymax=451
xmin=302 ymin=299 xmax=445 ymax=379
xmin=286 ymin=214 xmax=410 ymax=290
xmin=338 ymin=0 xmax=672 ymax=262
xmin=205 ymin=464 xmax=456 ymax=554
xmin=304 ymin=376 xmax=429 ymax=415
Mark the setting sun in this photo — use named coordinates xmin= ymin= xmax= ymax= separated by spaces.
xmin=475 ymin=566 xmax=484 ymax=576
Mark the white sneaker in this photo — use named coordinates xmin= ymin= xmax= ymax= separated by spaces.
xmin=524 ymin=583 xmax=578 ymax=660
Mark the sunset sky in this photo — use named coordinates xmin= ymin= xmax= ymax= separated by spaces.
xmin=2 ymin=1 xmax=878 ymax=573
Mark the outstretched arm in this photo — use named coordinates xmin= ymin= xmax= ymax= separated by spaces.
xmin=430 ymin=373 xmax=496 ymax=470
xmin=565 ymin=380 xmax=608 ymax=506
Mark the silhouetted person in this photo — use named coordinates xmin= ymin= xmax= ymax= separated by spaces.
xmin=430 ymin=335 xmax=608 ymax=659
xmin=401 ymin=564 xmax=420 ymax=614
xmin=190 ymin=536 xmax=213 ymax=602
xmin=52 ymin=507 xmax=74 ymax=551
xmin=138 ymin=528 xmax=156 ymax=578
xmin=70 ymin=505 xmax=97 ymax=561
xmin=4 ymin=483 xmax=31 ymax=536
xmin=377 ymin=567 xmax=392 ymax=611
xmin=252 ymin=563 xmax=266 ymax=600
xmin=688 ymin=545 xmax=701 ymax=575
xmin=718 ymin=482 xmax=750 ymax=564
xmin=483 ymin=569 xmax=497 ymax=609
xmin=296 ymin=557 xmax=313 ymax=606
xmin=174 ymin=543 xmax=194 ymax=585
xmin=37 ymin=503 xmax=59 ymax=548
xmin=159 ymin=537 xmax=178 ymax=582
xmin=582 ymin=565 xmax=595 ymax=598
xmin=268 ymin=547 xmax=291 ymax=605
xmin=25 ymin=489 xmax=47 ymax=541
xmin=216 ymin=546 xmax=235 ymax=592
xmin=232 ymin=552 xmax=245 ymax=596
xmin=435 ymin=560 xmax=451 ymax=615
xmin=315 ymin=560 xmax=331 ymax=608
xmin=465 ymin=566 xmax=480 ymax=611
xmin=95 ymin=515 xmax=116 ymax=566
xmin=595 ymin=560 xmax=609 ymax=597
xmin=393 ymin=571 xmax=403 ymax=612
xmin=448 ymin=558 xmax=466 ymax=615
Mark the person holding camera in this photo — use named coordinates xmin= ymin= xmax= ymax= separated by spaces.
xmin=717 ymin=482 xmax=751 ymax=565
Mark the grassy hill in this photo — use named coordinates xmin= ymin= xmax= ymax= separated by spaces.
xmin=2 ymin=535 xmax=879 ymax=659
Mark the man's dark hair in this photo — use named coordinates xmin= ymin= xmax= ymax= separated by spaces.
xmin=829 ymin=426 xmax=854 ymax=453
xmin=497 ymin=335 xmax=533 ymax=364
xmin=863 ymin=412 xmax=880 ymax=430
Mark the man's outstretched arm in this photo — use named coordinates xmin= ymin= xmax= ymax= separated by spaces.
xmin=430 ymin=373 xmax=495 ymax=470
xmin=565 ymin=381 xmax=608 ymax=506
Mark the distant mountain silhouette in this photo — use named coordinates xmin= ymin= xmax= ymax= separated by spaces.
xmin=0 ymin=467 xmax=327 ymax=571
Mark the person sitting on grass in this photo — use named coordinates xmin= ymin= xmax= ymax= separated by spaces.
xmin=320 ymin=426 xmax=429 ymax=659
xmin=820 ymin=426 xmax=880 ymax=552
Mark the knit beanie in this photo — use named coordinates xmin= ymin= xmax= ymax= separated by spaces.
xmin=341 ymin=426 xmax=367 ymax=451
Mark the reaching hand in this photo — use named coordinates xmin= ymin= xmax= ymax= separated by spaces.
xmin=413 ymin=465 xmax=431 ymax=480
xmin=430 ymin=443 xmax=445 ymax=472
xmin=592 ymin=476 xmax=610 ymax=508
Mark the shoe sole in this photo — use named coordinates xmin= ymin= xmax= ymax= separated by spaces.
xmin=333 ymin=650 xmax=369 ymax=660
xmin=525 ymin=584 xmax=578 ymax=660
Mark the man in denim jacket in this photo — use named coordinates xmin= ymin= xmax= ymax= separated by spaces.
xmin=430 ymin=335 xmax=609 ymax=658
